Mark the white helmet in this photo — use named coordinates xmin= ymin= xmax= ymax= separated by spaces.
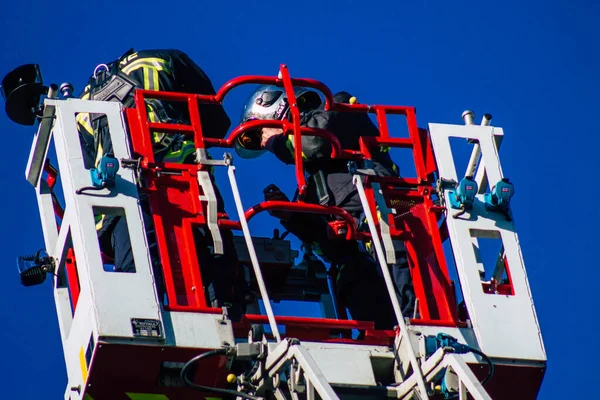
xmin=234 ymin=85 xmax=322 ymax=159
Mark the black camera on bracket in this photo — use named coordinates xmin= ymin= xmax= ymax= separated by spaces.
xmin=0 ymin=64 xmax=56 ymax=126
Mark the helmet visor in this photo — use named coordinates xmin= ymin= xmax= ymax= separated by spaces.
xmin=237 ymin=129 xmax=262 ymax=151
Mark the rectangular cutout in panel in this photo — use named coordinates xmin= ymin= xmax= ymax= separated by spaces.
xmin=449 ymin=136 xmax=480 ymax=180
xmin=387 ymin=147 xmax=417 ymax=181
xmin=75 ymin=112 xmax=109 ymax=171
xmin=469 ymin=229 xmax=514 ymax=296
xmin=370 ymin=112 xmax=416 ymax=180
xmin=85 ymin=334 xmax=95 ymax=367
xmin=93 ymin=206 xmax=137 ymax=273
xmin=42 ymin=143 xmax=66 ymax=226
xmin=373 ymin=111 xmax=411 ymax=139
xmin=64 ymin=247 xmax=81 ymax=315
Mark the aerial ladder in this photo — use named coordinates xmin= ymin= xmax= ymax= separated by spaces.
xmin=1 ymin=62 xmax=546 ymax=400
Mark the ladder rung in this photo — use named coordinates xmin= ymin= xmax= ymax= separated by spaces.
xmin=147 ymin=122 xmax=195 ymax=134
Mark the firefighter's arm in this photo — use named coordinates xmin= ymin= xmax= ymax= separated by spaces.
xmin=280 ymin=215 xmax=329 ymax=245
xmin=263 ymin=184 xmax=329 ymax=243
xmin=264 ymin=111 xmax=334 ymax=165
xmin=264 ymin=90 xmax=370 ymax=164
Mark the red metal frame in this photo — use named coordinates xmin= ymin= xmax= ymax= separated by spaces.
xmin=482 ymin=255 xmax=515 ymax=296
xmin=85 ymin=339 xmax=545 ymax=399
xmin=43 ymin=160 xmax=84 ymax=316
xmin=125 ymin=64 xmax=462 ymax=339
xmin=43 ymin=159 xmax=65 ymax=222
xmin=65 ymin=248 xmax=80 ymax=311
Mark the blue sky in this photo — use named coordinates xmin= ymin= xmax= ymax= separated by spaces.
xmin=1 ymin=0 xmax=598 ymax=398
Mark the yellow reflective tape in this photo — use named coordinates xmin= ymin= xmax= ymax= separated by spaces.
xmin=147 ymin=102 xmax=165 ymax=145
xmin=78 ymin=85 xmax=93 ymax=136
xmin=77 ymin=113 xmax=93 ymax=136
xmin=119 ymin=52 xmax=139 ymax=66
xmin=95 ymin=142 xmax=104 ymax=168
xmin=142 ymin=66 xmax=159 ymax=91
xmin=162 ymin=140 xmax=196 ymax=163
xmin=285 ymin=136 xmax=294 ymax=153
xmin=285 ymin=135 xmax=307 ymax=160
xmin=81 ymin=84 xmax=91 ymax=100
xmin=153 ymin=68 xmax=159 ymax=91
xmin=79 ymin=347 xmax=88 ymax=382
xmin=95 ymin=216 xmax=104 ymax=231
xmin=147 ymin=105 xmax=157 ymax=122
xmin=126 ymin=394 xmax=170 ymax=400
xmin=143 ymin=67 xmax=150 ymax=90
xmin=121 ymin=58 xmax=170 ymax=75
xmin=123 ymin=61 xmax=165 ymax=146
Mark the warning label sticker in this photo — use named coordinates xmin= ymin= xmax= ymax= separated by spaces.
xmin=131 ymin=318 xmax=162 ymax=338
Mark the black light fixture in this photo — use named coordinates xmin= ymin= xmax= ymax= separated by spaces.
xmin=1 ymin=64 xmax=51 ymax=126
xmin=17 ymin=249 xmax=55 ymax=286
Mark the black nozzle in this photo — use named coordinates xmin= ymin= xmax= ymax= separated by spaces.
xmin=59 ymin=82 xmax=74 ymax=98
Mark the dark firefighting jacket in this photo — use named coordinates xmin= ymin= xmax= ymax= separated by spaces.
xmin=265 ymin=91 xmax=399 ymax=220
xmin=76 ymin=49 xmax=230 ymax=234
xmin=77 ymin=48 xmax=230 ymax=169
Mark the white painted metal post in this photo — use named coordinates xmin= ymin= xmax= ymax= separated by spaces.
xmin=442 ymin=355 xmax=492 ymax=400
xmin=353 ymin=175 xmax=429 ymax=400
xmin=227 ymin=164 xmax=281 ymax=342
xmin=464 ymin=112 xmax=492 ymax=181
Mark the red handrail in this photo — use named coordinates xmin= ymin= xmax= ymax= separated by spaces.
xmin=245 ymin=201 xmax=359 ymax=241
xmin=126 ymin=64 xmax=460 ymax=330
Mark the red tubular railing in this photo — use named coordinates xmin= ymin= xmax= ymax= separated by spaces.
xmin=279 ymin=65 xmax=308 ymax=197
xmin=244 ymin=201 xmax=359 ymax=241
xmin=209 ymin=73 xmax=335 ymax=109
xmin=125 ymin=64 xmax=460 ymax=335
xmin=205 ymin=119 xmax=344 ymax=159
xmin=242 ymin=315 xmax=375 ymax=330
xmin=65 ymin=248 xmax=80 ymax=311
xmin=43 ymin=159 xmax=65 ymax=222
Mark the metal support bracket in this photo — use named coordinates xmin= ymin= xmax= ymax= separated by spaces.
xmin=197 ymin=169 xmax=224 ymax=255
xmin=196 ymin=148 xmax=231 ymax=166
xmin=349 ymin=161 xmax=397 ymax=264
xmin=371 ymin=181 xmax=397 ymax=264
xmin=26 ymin=102 xmax=56 ymax=187
xmin=251 ymin=339 xmax=340 ymax=400
xmin=395 ymin=347 xmax=493 ymax=400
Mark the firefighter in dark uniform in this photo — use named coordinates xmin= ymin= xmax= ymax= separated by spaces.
xmin=235 ymin=85 xmax=415 ymax=329
xmin=76 ymin=48 xmax=245 ymax=319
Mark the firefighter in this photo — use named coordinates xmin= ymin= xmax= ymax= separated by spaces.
xmin=235 ymin=85 xmax=415 ymax=329
xmin=76 ymin=48 xmax=245 ymax=320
